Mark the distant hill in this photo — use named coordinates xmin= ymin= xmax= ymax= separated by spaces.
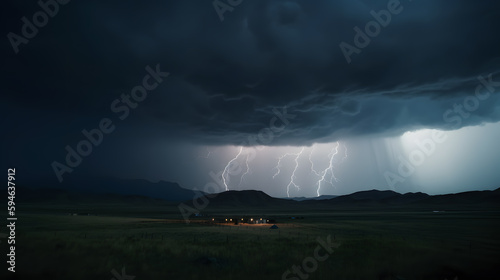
xmin=5 ymin=186 xmax=166 ymax=204
xmin=330 ymin=189 xmax=400 ymax=202
xmin=415 ymin=188 xmax=500 ymax=206
xmin=326 ymin=189 xmax=429 ymax=205
xmin=193 ymin=188 xmax=500 ymax=210
xmin=9 ymin=177 xmax=204 ymax=202
xmin=323 ymin=188 xmax=500 ymax=209
xmin=5 ymin=180 xmax=500 ymax=210
xmin=66 ymin=178 xmax=204 ymax=202
xmin=284 ymin=195 xmax=338 ymax=201
xmin=188 ymin=190 xmax=298 ymax=208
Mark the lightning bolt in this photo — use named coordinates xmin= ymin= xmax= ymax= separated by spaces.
xmin=315 ymin=142 xmax=340 ymax=197
xmin=272 ymin=147 xmax=305 ymax=197
xmin=328 ymin=143 xmax=348 ymax=186
xmin=222 ymin=146 xmax=243 ymax=191
xmin=286 ymin=147 xmax=305 ymax=197
xmin=342 ymin=143 xmax=348 ymax=162
xmin=273 ymin=152 xmax=295 ymax=179
xmin=205 ymin=148 xmax=212 ymax=158
xmin=308 ymin=146 xmax=321 ymax=176
xmin=238 ymin=153 xmax=251 ymax=188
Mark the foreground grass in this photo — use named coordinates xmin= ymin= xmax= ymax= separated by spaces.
xmin=1 ymin=206 xmax=499 ymax=279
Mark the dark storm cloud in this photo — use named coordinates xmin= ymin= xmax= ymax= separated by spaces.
xmin=2 ymin=0 xmax=500 ymax=149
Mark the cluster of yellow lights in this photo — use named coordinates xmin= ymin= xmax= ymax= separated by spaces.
xmin=212 ymin=217 xmax=269 ymax=222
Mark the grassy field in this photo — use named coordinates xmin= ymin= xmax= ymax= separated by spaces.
xmin=1 ymin=203 xmax=499 ymax=280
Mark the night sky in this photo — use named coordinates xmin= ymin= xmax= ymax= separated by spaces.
xmin=2 ymin=0 xmax=500 ymax=197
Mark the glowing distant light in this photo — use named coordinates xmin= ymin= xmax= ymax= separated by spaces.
xmin=401 ymin=129 xmax=441 ymax=143
xmin=400 ymin=128 xmax=447 ymax=156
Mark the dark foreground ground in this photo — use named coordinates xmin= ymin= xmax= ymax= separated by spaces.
xmin=1 ymin=202 xmax=499 ymax=280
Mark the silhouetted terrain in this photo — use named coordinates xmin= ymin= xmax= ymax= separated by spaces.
xmin=3 ymin=184 xmax=500 ymax=280
xmin=11 ymin=178 xmax=203 ymax=202
xmin=285 ymin=195 xmax=338 ymax=201
xmin=188 ymin=187 xmax=500 ymax=210
xmin=9 ymin=183 xmax=500 ymax=210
